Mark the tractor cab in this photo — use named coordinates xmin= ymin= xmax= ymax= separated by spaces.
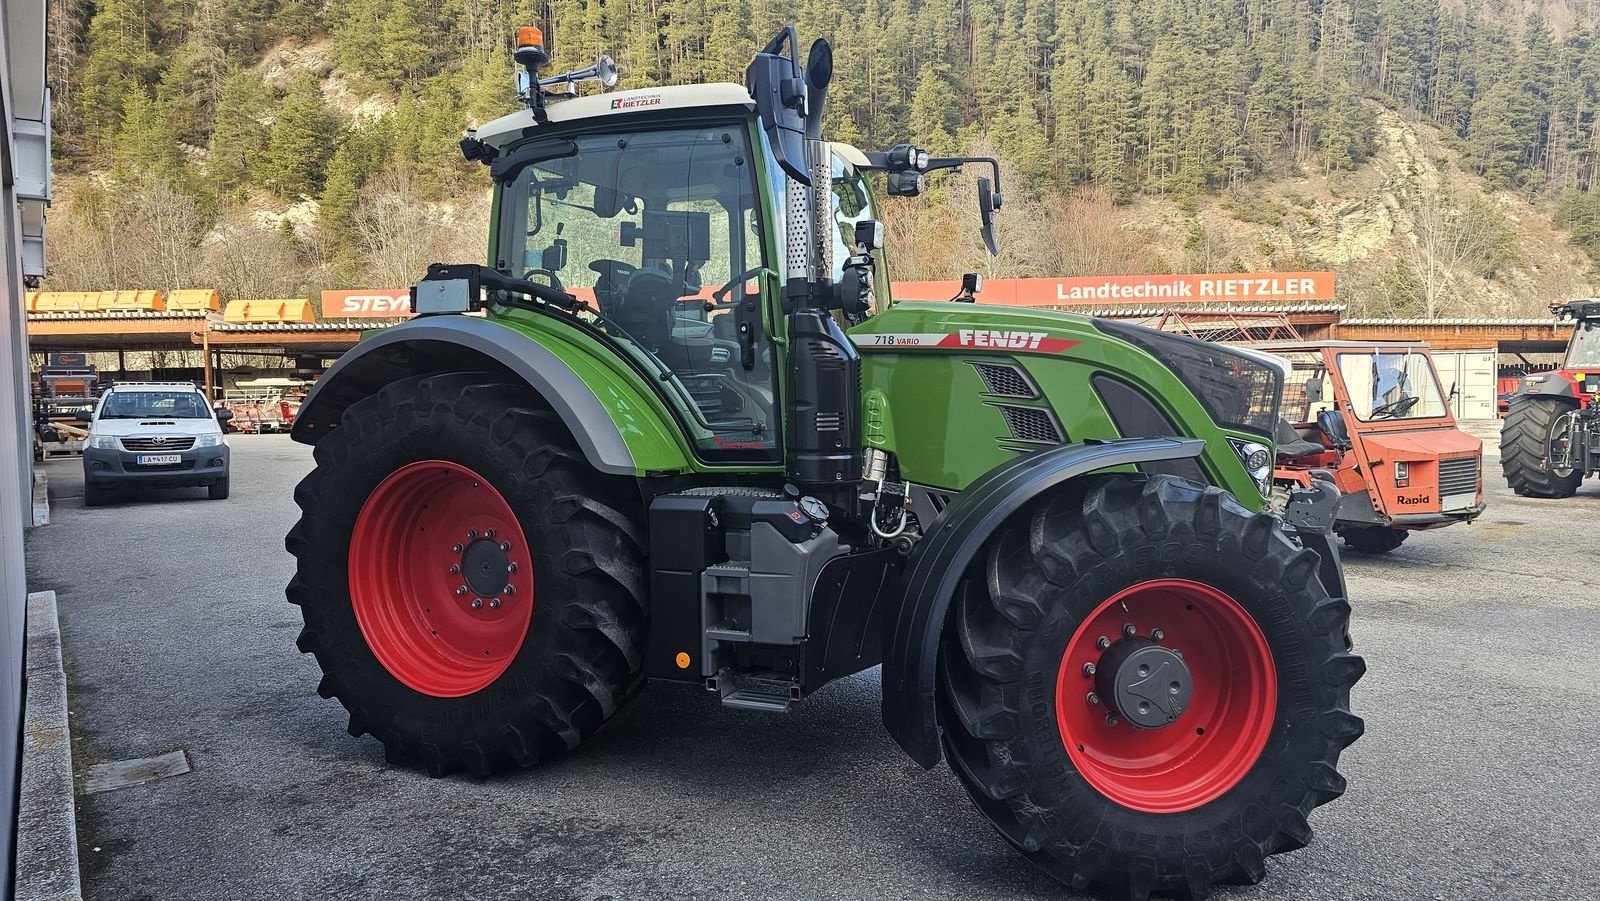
xmin=1264 ymin=340 xmax=1483 ymax=553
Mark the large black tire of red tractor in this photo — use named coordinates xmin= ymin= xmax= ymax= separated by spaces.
xmin=1339 ymin=525 xmax=1407 ymax=554
xmin=285 ymin=371 xmax=647 ymax=777
xmin=939 ymin=475 xmax=1365 ymax=901
xmin=1500 ymin=398 xmax=1584 ymax=498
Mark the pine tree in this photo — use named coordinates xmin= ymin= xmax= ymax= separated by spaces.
xmin=207 ymin=69 xmax=270 ymax=192
xmin=259 ymin=74 xmax=339 ymax=199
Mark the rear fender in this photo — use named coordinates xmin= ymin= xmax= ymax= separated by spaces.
xmin=881 ymin=437 xmax=1206 ymax=768
xmin=291 ymin=316 xmax=693 ymax=476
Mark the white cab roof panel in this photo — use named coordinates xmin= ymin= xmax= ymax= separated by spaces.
xmin=476 ymin=83 xmax=756 ymax=150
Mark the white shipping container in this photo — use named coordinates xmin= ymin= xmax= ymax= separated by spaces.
xmin=1429 ymin=348 xmax=1497 ymax=422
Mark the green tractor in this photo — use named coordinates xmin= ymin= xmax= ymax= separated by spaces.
xmin=286 ymin=26 xmax=1364 ymax=900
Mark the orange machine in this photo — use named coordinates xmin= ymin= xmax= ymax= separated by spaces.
xmin=1261 ymin=341 xmax=1485 ymax=554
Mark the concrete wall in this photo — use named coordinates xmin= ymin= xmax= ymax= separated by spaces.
xmin=2 ymin=0 xmax=49 ymax=893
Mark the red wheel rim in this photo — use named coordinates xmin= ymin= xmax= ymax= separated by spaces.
xmin=1055 ymin=579 xmax=1277 ymax=813
xmin=349 ymin=461 xmax=535 ymax=697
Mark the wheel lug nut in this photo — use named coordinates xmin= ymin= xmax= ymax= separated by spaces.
xmin=502 ymin=585 xmax=515 ymax=596
xmin=454 ymin=586 xmax=468 ymax=597
xmin=1106 ymin=714 xmax=1119 ymax=727
xmin=1151 ymin=628 xmax=1165 ymax=641
xmin=1122 ymin=623 xmax=1136 ymax=637
xmin=1082 ymin=662 xmax=1096 ymax=676
xmin=466 ymin=529 xmax=477 ymax=540
xmin=488 ymin=598 xmax=501 ymax=609
xmin=448 ymin=564 xmax=461 ymax=575
xmin=506 ymin=562 xmax=518 ymax=574
xmin=1086 ymin=692 xmax=1100 ymax=706
xmin=499 ymin=541 xmax=512 ymax=552
xmin=470 ymin=598 xmax=484 ymax=609
xmin=485 ymin=529 xmax=495 ymax=539
xmin=1096 ymin=635 xmax=1110 ymax=650
xmin=451 ymin=543 xmax=463 ymax=553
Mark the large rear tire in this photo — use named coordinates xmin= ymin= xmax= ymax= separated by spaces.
xmin=940 ymin=475 xmax=1364 ymax=901
xmin=1501 ymin=397 xmax=1584 ymax=498
xmin=286 ymin=371 xmax=647 ymax=776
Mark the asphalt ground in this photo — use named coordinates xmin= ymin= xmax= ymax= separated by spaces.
xmin=25 ymin=432 xmax=1600 ymax=901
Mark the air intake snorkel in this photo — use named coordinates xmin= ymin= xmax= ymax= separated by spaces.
xmin=747 ymin=30 xmax=862 ymax=489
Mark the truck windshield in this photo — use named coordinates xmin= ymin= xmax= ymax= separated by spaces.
xmin=497 ymin=124 xmax=779 ymax=460
xmin=1566 ymin=321 xmax=1600 ymax=368
xmin=1337 ymin=351 xmax=1447 ymax=421
xmin=99 ymin=391 xmax=211 ymax=419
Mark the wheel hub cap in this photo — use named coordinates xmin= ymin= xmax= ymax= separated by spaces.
xmin=1095 ymin=638 xmax=1193 ymax=729
xmin=461 ymin=539 xmax=511 ymax=598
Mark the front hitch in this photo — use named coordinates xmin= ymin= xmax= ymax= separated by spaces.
xmin=1282 ymin=471 xmax=1347 ymax=600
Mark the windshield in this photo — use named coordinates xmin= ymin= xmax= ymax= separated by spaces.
xmin=99 ymin=390 xmax=211 ymax=419
xmin=497 ymin=124 xmax=778 ymax=460
xmin=1567 ymin=321 xmax=1600 ymax=368
xmin=1337 ymin=351 xmax=1448 ymax=421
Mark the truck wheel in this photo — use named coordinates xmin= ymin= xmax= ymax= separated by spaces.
xmin=1501 ymin=397 xmax=1584 ymax=498
xmin=208 ymin=477 xmax=230 ymax=500
xmin=286 ymin=371 xmax=647 ymax=777
xmin=1338 ymin=525 xmax=1406 ymax=554
xmin=84 ymin=484 xmax=110 ymax=507
xmin=940 ymin=475 xmax=1364 ymax=901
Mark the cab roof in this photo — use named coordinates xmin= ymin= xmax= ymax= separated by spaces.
xmin=474 ymin=83 xmax=756 ymax=151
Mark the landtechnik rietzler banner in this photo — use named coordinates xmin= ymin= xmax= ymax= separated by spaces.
xmin=892 ymin=272 xmax=1337 ymax=306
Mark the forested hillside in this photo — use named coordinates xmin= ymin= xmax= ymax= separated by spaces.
xmin=42 ymin=0 xmax=1600 ymax=314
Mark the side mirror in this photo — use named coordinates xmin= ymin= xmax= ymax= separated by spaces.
xmin=216 ymin=408 xmax=234 ymax=422
xmin=746 ymin=27 xmax=809 ymax=184
xmin=73 ymin=409 xmax=93 ymax=422
xmin=1448 ymin=381 xmax=1459 ymax=401
xmin=977 ymin=176 xmax=998 ymax=256
xmin=1304 ymin=376 xmax=1325 ymax=405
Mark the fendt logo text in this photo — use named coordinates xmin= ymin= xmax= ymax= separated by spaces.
xmin=958 ymin=329 xmax=1051 ymax=349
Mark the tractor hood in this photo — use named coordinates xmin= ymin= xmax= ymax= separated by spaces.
xmin=1357 ymin=426 xmax=1482 ymax=463
xmin=849 ymin=302 xmax=1278 ymax=503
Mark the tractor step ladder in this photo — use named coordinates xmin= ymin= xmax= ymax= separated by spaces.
xmin=717 ymin=672 xmax=798 ymax=713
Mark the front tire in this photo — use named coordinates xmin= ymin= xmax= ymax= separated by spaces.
xmin=286 ymin=371 xmax=647 ymax=777
xmin=1501 ymin=397 xmax=1584 ymax=498
xmin=84 ymin=483 xmax=110 ymax=507
xmin=1339 ymin=525 xmax=1406 ymax=554
xmin=208 ymin=477 xmax=230 ymax=500
xmin=940 ymin=476 xmax=1364 ymax=901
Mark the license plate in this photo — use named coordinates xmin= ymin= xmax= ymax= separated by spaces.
xmin=136 ymin=454 xmax=181 ymax=465
xmin=1442 ymin=492 xmax=1476 ymax=511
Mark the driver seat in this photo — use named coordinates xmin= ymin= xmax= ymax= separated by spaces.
xmin=1275 ymin=418 xmax=1327 ymax=460
xmin=1317 ymin=409 xmax=1352 ymax=451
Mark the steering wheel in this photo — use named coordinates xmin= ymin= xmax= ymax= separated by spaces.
xmin=1370 ymin=395 xmax=1421 ymax=419
xmin=712 ymin=267 xmax=769 ymax=305
xmin=521 ymin=267 xmax=565 ymax=293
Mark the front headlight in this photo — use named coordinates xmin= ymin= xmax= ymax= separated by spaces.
xmin=194 ymin=434 xmax=222 ymax=448
xmin=1229 ymin=438 xmax=1274 ymax=496
xmin=89 ymin=435 xmax=119 ymax=450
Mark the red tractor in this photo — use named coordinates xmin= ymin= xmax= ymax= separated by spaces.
xmin=1501 ymin=300 xmax=1600 ymax=497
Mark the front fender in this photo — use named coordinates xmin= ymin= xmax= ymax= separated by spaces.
xmin=291 ymin=315 xmax=694 ymax=476
xmin=881 ymin=436 xmax=1206 ymax=768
